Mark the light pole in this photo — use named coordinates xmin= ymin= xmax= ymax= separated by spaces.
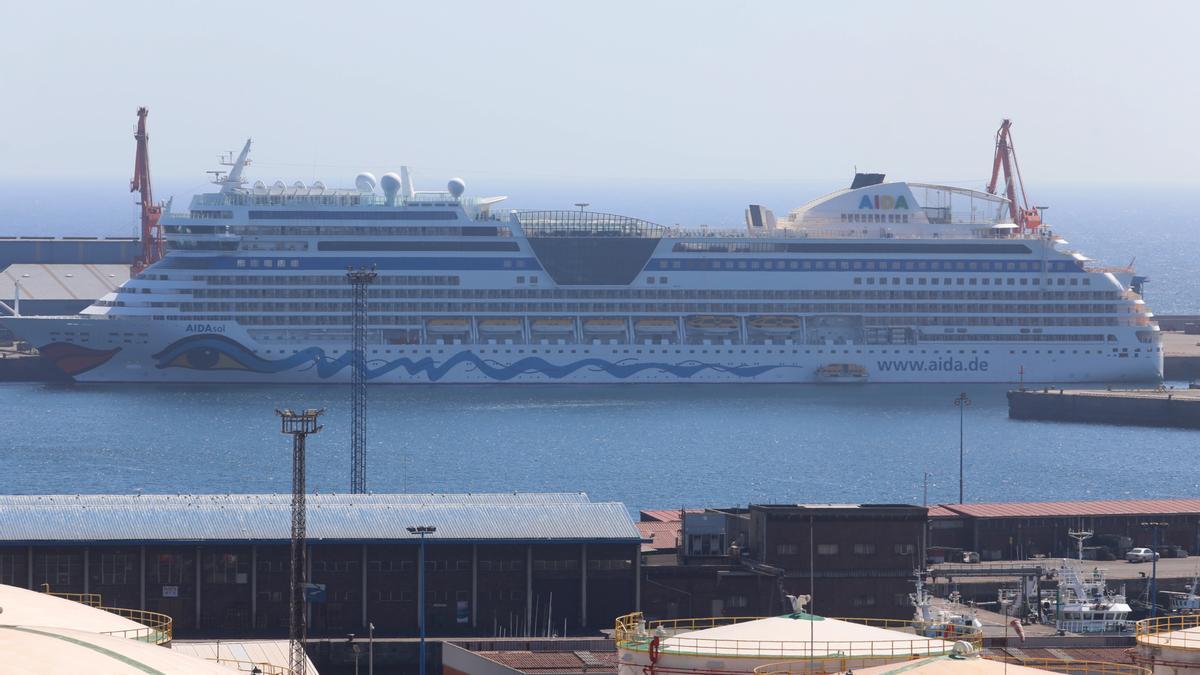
xmin=408 ymin=525 xmax=437 ymax=675
xmin=1142 ymin=521 xmax=1168 ymax=618
xmin=368 ymin=621 xmax=375 ymax=675
xmin=953 ymin=392 xmax=971 ymax=504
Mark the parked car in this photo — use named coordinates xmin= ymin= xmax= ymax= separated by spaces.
xmin=1126 ymin=547 xmax=1160 ymax=562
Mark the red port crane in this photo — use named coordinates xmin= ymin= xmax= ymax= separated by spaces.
xmin=986 ymin=119 xmax=1042 ymax=232
xmin=131 ymin=107 xmax=164 ymax=273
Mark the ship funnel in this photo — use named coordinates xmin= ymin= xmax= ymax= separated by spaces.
xmin=380 ymin=172 xmax=402 ymax=206
xmin=400 ymin=166 xmax=415 ymax=199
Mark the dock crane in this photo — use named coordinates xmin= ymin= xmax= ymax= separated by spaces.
xmin=986 ymin=119 xmax=1043 ymax=232
xmin=131 ymin=107 xmax=165 ymax=273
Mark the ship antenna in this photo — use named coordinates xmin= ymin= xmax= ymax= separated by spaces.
xmin=217 ymin=138 xmax=253 ymax=193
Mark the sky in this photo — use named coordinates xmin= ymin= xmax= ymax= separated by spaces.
xmin=0 ymin=1 xmax=1197 ymax=188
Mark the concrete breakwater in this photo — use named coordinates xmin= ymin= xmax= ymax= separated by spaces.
xmin=1008 ymin=387 xmax=1200 ymax=429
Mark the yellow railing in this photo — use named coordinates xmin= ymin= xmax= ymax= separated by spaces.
xmin=41 ymin=589 xmax=173 ymax=645
xmin=989 ymin=658 xmax=1151 ymax=675
xmin=98 ymin=606 xmax=174 ymax=644
xmin=755 ymin=657 xmax=1151 ymax=675
xmin=46 ymin=591 xmax=103 ymax=608
xmin=1136 ymin=614 xmax=1200 ymax=650
xmin=207 ymin=658 xmax=298 ymax=675
xmin=615 ymin=612 xmax=981 ymax=661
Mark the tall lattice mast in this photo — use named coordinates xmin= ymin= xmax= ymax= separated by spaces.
xmin=277 ymin=408 xmax=323 ymax=675
xmin=347 ymin=266 xmax=377 ymax=494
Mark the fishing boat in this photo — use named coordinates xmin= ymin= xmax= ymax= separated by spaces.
xmin=911 ymin=574 xmax=983 ymax=639
xmin=1039 ymin=561 xmax=1131 ymax=633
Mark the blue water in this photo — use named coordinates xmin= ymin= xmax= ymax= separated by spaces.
xmin=2 ymin=382 xmax=1196 ymax=510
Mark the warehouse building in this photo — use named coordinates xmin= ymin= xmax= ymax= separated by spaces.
xmin=929 ymin=499 xmax=1200 ymax=560
xmin=640 ymin=503 xmax=927 ymax=621
xmin=0 ymin=493 xmax=642 ymax=639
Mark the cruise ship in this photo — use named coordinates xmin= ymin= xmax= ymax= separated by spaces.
xmin=1 ymin=140 xmax=1162 ymax=384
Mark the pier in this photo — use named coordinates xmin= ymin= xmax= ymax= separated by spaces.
xmin=1007 ymin=387 xmax=1200 ymax=429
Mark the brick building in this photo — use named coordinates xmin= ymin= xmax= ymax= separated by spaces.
xmin=0 ymin=493 xmax=642 ymax=638
xmin=928 ymin=499 xmax=1200 ymax=560
xmin=640 ymin=504 xmax=927 ymax=621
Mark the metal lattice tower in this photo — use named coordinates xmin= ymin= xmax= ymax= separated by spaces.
xmin=347 ymin=266 xmax=377 ymax=494
xmin=277 ymin=408 xmax=324 ymax=675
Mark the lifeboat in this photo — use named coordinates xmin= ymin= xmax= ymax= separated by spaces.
xmin=583 ymin=318 xmax=628 ymax=333
xmin=478 ymin=318 xmax=524 ymax=333
xmin=748 ymin=315 xmax=801 ymax=333
xmin=427 ymin=318 xmax=470 ymax=333
xmin=531 ymin=318 xmax=575 ymax=333
xmin=685 ymin=315 xmax=739 ymax=333
xmin=816 ymin=363 xmax=869 ymax=383
xmin=634 ymin=318 xmax=678 ymax=334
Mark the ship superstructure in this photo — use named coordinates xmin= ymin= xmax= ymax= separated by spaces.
xmin=0 ymin=134 xmax=1162 ymax=384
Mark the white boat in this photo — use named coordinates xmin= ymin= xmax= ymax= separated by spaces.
xmin=911 ymin=574 xmax=983 ymax=639
xmin=1162 ymin=573 xmax=1200 ymax=613
xmin=1039 ymin=561 xmax=1131 ymax=633
xmin=0 ymin=121 xmax=1163 ymax=384
xmin=816 ymin=363 xmax=869 ymax=383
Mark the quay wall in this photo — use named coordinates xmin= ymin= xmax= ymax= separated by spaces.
xmin=1008 ymin=389 xmax=1200 ymax=429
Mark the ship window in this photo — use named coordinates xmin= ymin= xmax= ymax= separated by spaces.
xmin=646 ymin=276 xmax=655 ymax=284
xmin=237 ymin=260 xmax=246 ymax=268
xmin=659 ymin=276 xmax=667 ymax=284
xmin=817 ymin=544 xmax=839 ymax=555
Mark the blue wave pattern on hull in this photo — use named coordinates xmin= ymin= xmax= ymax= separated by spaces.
xmin=151 ymin=335 xmax=787 ymax=381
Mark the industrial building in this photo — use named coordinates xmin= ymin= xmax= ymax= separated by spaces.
xmin=639 ymin=503 xmax=927 ymax=621
xmin=0 ymin=493 xmax=642 ymax=639
xmin=0 ymin=237 xmax=140 ymax=271
xmin=0 ymin=261 xmax=131 ymax=346
xmin=929 ymin=499 xmax=1200 ymax=560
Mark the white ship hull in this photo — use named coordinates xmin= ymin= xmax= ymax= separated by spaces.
xmin=4 ymin=317 xmax=1162 ymax=384
xmin=0 ymin=149 xmax=1165 ymax=386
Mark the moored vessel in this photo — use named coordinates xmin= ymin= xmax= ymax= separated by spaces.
xmin=0 ymin=119 xmax=1163 ymax=384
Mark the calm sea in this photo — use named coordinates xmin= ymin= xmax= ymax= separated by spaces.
xmin=2 ymin=382 xmax=1197 ymax=510
xmin=0 ymin=181 xmax=1196 ymax=509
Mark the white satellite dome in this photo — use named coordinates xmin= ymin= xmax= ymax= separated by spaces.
xmin=380 ymin=172 xmax=403 ymax=206
xmin=447 ymin=177 xmax=466 ymax=199
xmin=355 ymin=172 xmax=377 ymax=193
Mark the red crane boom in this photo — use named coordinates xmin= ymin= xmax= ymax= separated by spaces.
xmin=131 ymin=107 xmax=164 ymax=273
xmin=986 ymin=119 xmax=1041 ymax=232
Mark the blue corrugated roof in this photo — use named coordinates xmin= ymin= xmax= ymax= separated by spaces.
xmin=0 ymin=493 xmax=640 ymax=544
